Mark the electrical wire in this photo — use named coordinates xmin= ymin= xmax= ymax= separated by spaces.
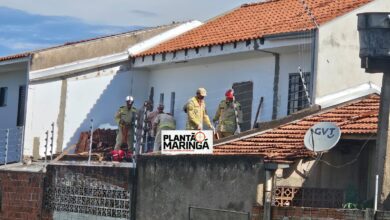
xmin=318 ymin=133 xmax=375 ymax=169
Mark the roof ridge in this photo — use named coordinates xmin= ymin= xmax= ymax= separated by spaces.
xmin=137 ymin=0 xmax=373 ymax=57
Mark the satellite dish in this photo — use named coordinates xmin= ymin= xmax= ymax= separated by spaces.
xmin=304 ymin=122 xmax=341 ymax=152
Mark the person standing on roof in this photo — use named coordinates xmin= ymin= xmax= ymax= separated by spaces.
xmin=183 ymin=88 xmax=214 ymax=130
xmin=145 ymin=102 xmax=161 ymax=152
xmin=152 ymin=104 xmax=176 ymax=152
xmin=213 ymin=89 xmax=243 ymax=138
xmin=114 ymin=96 xmax=137 ymax=150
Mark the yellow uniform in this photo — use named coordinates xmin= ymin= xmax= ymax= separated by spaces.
xmin=153 ymin=113 xmax=176 ymax=151
xmin=114 ymin=106 xmax=137 ymax=150
xmin=184 ymin=97 xmax=212 ymax=130
xmin=213 ymin=100 xmax=243 ymax=138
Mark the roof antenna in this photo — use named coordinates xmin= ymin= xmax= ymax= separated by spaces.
xmin=298 ymin=0 xmax=320 ymax=28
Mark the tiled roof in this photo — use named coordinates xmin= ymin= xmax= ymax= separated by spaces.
xmin=0 ymin=53 xmax=30 ymax=62
xmin=214 ymin=94 xmax=379 ymax=162
xmin=138 ymin=0 xmax=372 ymax=57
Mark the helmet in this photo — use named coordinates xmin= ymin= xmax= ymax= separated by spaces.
xmin=196 ymin=88 xmax=207 ymax=96
xmin=225 ymin=89 xmax=234 ymax=100
xmin=126 ymin=96 xmax=134 ymax=103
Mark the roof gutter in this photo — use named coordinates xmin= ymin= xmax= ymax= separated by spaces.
xmin=29 ymin=52 xmax=129 ymax=82
xmin=0 ymin=56 xmax=30 ymax=66
xmin=263 ymin=30 xmax=315 ymax=40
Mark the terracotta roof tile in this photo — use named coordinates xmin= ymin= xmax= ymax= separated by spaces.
xmin=214 ymin=94 xmax=379 ymax=162
xmin=0 ymin=53 xmax=30 ymax=62
xmin=138 ymin=0 xmax=372 ymax=57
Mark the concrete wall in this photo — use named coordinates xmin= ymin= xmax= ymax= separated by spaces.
xmin=315 ymin=0 xmax=390 ymax=99
xmin=24 ymin=80 xmax=62 ymax=157
xmin=30 ymin=24 xmax=180 ymax=71
xmin=136 ymin=155 xmax=264 ymax=220
xmin=145 ymin=50 xmax=310 ymax=129
xmin=62 ymin=64 xmax=149 ymax=150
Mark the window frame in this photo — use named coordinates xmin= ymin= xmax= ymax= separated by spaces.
xmin=287 ymin=72 xmax=311 ymax=115
xmin=0 ymin=87 xmax=8 ymax=107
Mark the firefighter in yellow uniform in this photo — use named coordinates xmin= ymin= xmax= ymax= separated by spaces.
xmin=152 ymin=105 xmax=176 ymax=152
xmin=114 ymin=96 xmax=137 ymax=150
xmin=184 ymin=88 xmax=214 ymax=130
xmin=213 ymin=89 xmax=243 ymax=138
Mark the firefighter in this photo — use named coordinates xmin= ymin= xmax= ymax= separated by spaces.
xmin=213 ymin=89 xmax=243 ymax=138
xmin=183 ymin=88 xmax=214 ymax=130
xmin=114 ymin=96 xmax=137 ymax=150
xmin=152 ymin=105 xmax=176 ymax=151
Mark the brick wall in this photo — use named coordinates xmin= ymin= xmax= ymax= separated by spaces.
xmin=0 ymin=171 xmax=51 ymax=220
xmin=252 ymin=205 xmax=380 ymax=220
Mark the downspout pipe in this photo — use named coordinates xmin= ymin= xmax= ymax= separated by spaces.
xmin=20 ymin=54 xmax=32 ymax=162
xmin=309 ymin=29 xmax=318 ymax=105
xmin=254 ymin=39 xmax=280 ymax=120
xmin=262 ymin=163 xmax=290 ymax=220
xmin=263 ymin=169 xmax=274 ymax=220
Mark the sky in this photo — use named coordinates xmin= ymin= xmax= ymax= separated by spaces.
xmin=0 ymin=0 xmax=254 ymax=56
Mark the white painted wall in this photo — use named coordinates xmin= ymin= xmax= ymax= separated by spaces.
xmin=315 ymin=0 xmax=390 ymax=99
xmin=0 ymin=66 xmax=27 ymax=130
xmin=144 ymin=49 xmax=311 ymax=130
xmin=24 ymin=64 xmax=149 ymax=157
xmin=143 ymin=49 xmax=308 ymax=130
xmin=24 ymin=80 xmax=62 ymax=156
xmin=62 ymin=64 xmax=149 ymax=149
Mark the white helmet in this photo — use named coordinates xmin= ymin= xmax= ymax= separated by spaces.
xmin=126 ymin=96 xmax=134 ymax=103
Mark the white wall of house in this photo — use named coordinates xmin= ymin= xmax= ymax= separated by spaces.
xmin=23 ymin=64 xmax=149 ymax=157
xmin=62 ymin=64 xmax=149 ymax=149
xmin=0 ymin=64 xmax=27 ymax=130
xmin=315 ymin=0 xmax=390 ymax=100
xmin=24 ymin=80 xmax=62 ymax=157
xmin=142 ymin=49 xmax=311 ymax=129
xmin=146 ymin=53 xmax=274 ymax=129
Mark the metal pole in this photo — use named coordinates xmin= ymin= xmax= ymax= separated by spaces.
xmin=375 ymin=174 xmax=379 ymax=212
xmin=4 ymin=129 xmax=9 ymax=166
xmin=88 ymin=119 xmax=94 ymax=165
xmin=170 ymin=92 xmax=175 ymax=116
xmin=298 ymin=66 xmax=311 ymax=105
xmin=263 ymin=170 xmax=274 ymax=220
xmin=50 ymin=122 xmax=54 ymax=160
xmin=160 ymin=93 xmax=164 ymax=105
xmin=18 ymin=127 xmax=24 ymax=162
xmin=253 ymin=97 xmax=264 ymax=128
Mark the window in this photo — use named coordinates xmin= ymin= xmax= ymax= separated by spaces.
xmin=287 ymin=72 xmax=311 ymax=115
xmin=0 ymin=87 xmax=8 ymax=107
xmin=17 ymin=85 xmax=26 ymax=126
